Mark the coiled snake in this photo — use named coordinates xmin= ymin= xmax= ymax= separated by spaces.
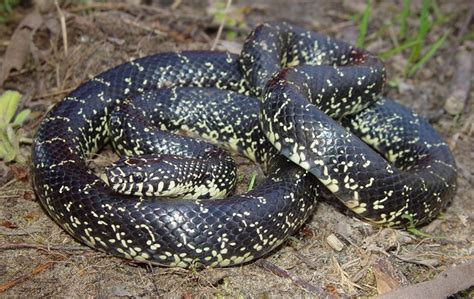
xmin=32 ymin=22 xmax=457 ymax=267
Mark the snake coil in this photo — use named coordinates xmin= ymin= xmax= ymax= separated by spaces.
xmin=32 ymin=22 xmax=457 ymax=267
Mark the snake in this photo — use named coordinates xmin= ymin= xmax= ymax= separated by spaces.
xmin=104 ymin=98 xmax=239 ymax=200
xmin=32 ymin=22 xmax=457 ymax=267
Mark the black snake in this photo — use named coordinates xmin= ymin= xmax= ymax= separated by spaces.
xmin=32 ymin=22 xmax=457 ymax=267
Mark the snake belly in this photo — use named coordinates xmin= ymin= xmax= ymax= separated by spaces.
xmin=32 ymin=22 xmax=457 ymax=267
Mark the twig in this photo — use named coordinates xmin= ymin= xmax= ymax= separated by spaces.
xmin=392 ymin=253 xmax=437 ymax=269
xmin=211 ymin=0 xmax=232 ymax=50
xmin=0 ymin=178 xmax=17 ymax=191
xmin=54 ymin=0 xmax=68 ymax=57
xmin=255 ymin=259 xmax=333 ymax=297
xmin=295 ymin=252 xmax=320 ymax=270
xmin=120 ymin=16 xmax=167 ymax=37
xmin=0 ymin=242 xmax=89 ymax=252
xmin=376 ymin=261 xmax=474 ymax=299
xmin=332 ymin=256 xmax=364 ymax=295
xmin=31 ymin=86 xmax=76 ymax=100
xmin=69 ymin=3 xmax=171 ymax=16
xmin=0 ymin=261 xmax=58 ymax=293
xmin=0 ymin=227 xmax=42 ymax=236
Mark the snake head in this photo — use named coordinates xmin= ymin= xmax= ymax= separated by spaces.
xmin=103 ymin=156 xmax=159 ymax=195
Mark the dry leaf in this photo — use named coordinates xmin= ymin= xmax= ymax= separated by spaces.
xmin=23 ymin=211 xmax=38 ymax=222
xmin=1 ymin=220 xmax=19 ymax=229
xmin=373 ymin=259 xmax=402 ymax=294
xmin=0 ymin=11 xmax=43 ymax=86
xmin=10 ymin=164 xmax=29 ymax=181
xmin=23 ymin=190 xmax=35 ymax=201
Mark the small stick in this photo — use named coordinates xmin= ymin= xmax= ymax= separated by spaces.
xmin=69 ymin=3 xmax=170 ymax=16
xmin=120 ymin=16 xmax=167 ymax=37
xmin=211 ymin=0 xmax=232 ymax=50
xmin=0 ymin=230 xmax=40 ymax=236
xmin=0 ymin=242 xmax=89 ymax=252
xmin=54 ymin=0 xmax=68 ymax=57
xmin=0 ymin=178 xmax=18 ymax=191
xmin=31 ymin=86 xmax=76 ymax=100
xmin=0 ymin=261 xmax=57 ymax=293
xmin=332 ymin=256 xmax=364 ymax=295
xmin=255 ymin=259 xmax=333 ymax=297
xmin=391 ymin=253 xmax=437 ymax=268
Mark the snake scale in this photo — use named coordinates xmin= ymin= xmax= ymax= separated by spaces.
xmin=32 ymin=22 xmax=457 ymax=267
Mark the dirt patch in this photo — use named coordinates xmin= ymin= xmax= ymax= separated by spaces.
xmin=1 ymin=0 xmax=473 ymax=297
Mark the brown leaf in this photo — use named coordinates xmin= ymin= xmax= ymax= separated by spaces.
xmin=23 ymin=191 xmax=35 ymax=201
xmin=299 ymin=225 xmax=315 ymax=239
xmin=1 ymin=220 xmax=19 ymax=229
xmin=23 ymin=211 xmax=37 ymax=222
xmin=181 ymin=291 xmax=194 ymax=299
xmin=372 ymin=259 xmax=402 ymax=295
xmin=10 ymin=164 xmax=29 ymax=182
xmin=0 ymin=11 xmax=43 ymax=86
xmin=0 ymin=261 xmax=57 ymax=293
xmin=324 ymin=283 xmax=339 ymax=296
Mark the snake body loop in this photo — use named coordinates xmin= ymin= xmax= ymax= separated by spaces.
xmin=32 ymin=22 xmax=457 ymax=267
xmin=106 ymin=100 xmax=237 ymax=199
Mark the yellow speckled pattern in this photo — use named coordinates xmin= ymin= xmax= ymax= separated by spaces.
xmin=32 ymin=22 xmax=457 ymax=268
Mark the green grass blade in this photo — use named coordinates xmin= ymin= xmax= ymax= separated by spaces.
xmin=4 ymin=0 xmax=12 ymax=13
xmin=13 ymin=109 xmax=30 ymax=126
xmin=407 ymin=226 xmax=432 ymax=238
xmin=408 ymin=0 xmax=432 ymax=63
xmin=379 ymin=39 xmax=422 ymax=59
xmin=431 ymin=0 xmax=447 ymax=24
xmin=247 ymin=171 xmax=257 ymax=191
xmin=407 ymin=30 xmax=449 ymax=77
xmin=1 ymin=0 xmax=21 ymax=23
xmin=357 ymin=0 xmax=372 ymax=48
xmin=399 ymin=0 xmax=411 ymax=40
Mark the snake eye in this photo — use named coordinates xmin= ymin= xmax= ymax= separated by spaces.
xmin=132 ymin=173 xmax=144 ymax=183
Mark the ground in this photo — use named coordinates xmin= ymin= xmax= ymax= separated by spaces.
xmin=0 ymin=0 xmax=473 ymax=297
